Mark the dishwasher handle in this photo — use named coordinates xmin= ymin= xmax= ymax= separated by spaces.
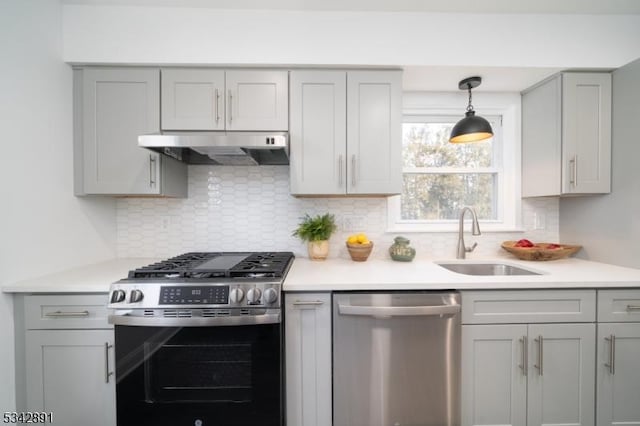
xmin=338 ymin=303 xmax=460 ymax=317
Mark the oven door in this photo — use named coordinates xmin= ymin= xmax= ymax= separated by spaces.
xmin=114 ymin=323 xmax=282 ymax=426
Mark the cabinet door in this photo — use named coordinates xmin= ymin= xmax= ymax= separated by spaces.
xmin=225 ymin=70 xmax=288 ymax=131
xmin=527 ymin=324 xmax=595 ymax=426
xmin=522 ymin=75 xmax=562 ymax=197
xmin=25 ymin=330 xmax=115 ymax=426
xmin=346 ymin=71 xmax=402 ymax=194
xmin=81 ymin=68 xmax=161 ymax=194
xmin=597 ymin=323 xmax=640 ymax=426
xmin=461 ymin=324 xmax=528 ymax=426
xmin=285 ymin=293 xmax=332 ymax=426
xmin=562 ymin=73 xmax=612 ymax=194
xmin=161 ymin=68 xmax=225 ymax=130
xmin=289 ymin=71 xmax=347 ymax=195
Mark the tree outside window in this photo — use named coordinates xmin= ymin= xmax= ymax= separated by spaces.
xmin=400 ymin=116 xmax=501 ymax=223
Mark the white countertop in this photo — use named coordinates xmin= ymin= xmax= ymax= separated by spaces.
xmin=283 ymin=257 xmax=640 ymax=291
xmin=3 ymin=256 xmax=640 ymax=294
xmin=2 ymin=258 xmax=161 ymax=293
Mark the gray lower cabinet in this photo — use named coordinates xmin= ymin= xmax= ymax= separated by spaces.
xmin=74 ymin=67 xmax=187 ymax=196
xmin=17 ymin=294 xmax=115 ymax=426
xmin=461 ymin=290 xmax=596 ymax=426
xmin=462 ymin=324 xmax=527 ymax=426
xmin=25 ymin=330 xmax=115 ymax=426
xmin=596 ymin=290 xmax=640 ymax=426
xmin=284 ymin=293 xmax=332 ymax=426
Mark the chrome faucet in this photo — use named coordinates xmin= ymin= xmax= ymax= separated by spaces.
xmin=457 ymin=207 xmax=481 ymax=259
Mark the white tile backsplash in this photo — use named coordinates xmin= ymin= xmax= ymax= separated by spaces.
xmin=117 ymin=165 xmax=559 ymax=260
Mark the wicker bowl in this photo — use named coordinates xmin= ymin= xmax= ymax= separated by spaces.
xmin=501 ymin=241 xmax=581 ymax=261
xmin=346 ymin=242 xmax=373 ymax=262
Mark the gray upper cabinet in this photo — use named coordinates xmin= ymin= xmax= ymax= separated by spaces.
xmin=289 ymin=70 xmax=347 ymax=194
xmin=289 ymin=69 xmax=402 ymax=195
xmin=161 ymin=68 xmax=288 ymax=131
xmin=75 ymin=67 xmax=187 ymax=197
xmin=162 ymin=68 xmax=225 ymax=130
xmin=522 ymin=72 xmax=611 ymax=197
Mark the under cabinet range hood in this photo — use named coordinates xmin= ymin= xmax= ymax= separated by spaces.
xmin=138 ymin=132 xmax=289 ymax=166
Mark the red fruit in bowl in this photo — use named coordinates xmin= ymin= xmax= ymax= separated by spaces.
xmin=514 ymin=239 xmax=534 ymax=248
xmin=547 ymin=243 xmax=562 ymax=249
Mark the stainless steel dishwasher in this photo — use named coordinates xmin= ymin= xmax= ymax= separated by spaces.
xmin=333 ymin=292 xmax=461 ymax=426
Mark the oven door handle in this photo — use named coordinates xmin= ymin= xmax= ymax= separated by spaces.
xmin=108 ymin=312 xmax=281 ymax=327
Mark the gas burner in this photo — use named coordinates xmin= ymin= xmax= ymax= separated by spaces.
xmin=128 ymin=252 xmax=295 ymax=280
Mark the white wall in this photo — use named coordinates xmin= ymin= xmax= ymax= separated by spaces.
xmin=62 ymin=6 xmax=640 ymax=68
xmin=559 ymin=57 xmax=640 ymax=268
xmin=0 ymin=0 xmax=117 ymax=412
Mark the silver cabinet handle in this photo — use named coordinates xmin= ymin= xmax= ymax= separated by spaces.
xmin=292 ymin=300 xmax=324 ymax=306
xmin=534 ymin=335 xmax=544 ymax=376
xmin=45 ymin=310 xmax=90 ymax=318
xmin=351 ymin=155 xmax=356 ymax=187
xmin=338 ymin=155 xmax=343 ymax=186
xmin=605 ymin=335 xmax=616 ymax=375
xmin=338 ymin=303 xmax=460 ymax=317
xmin=215 ymin=88 xmax=221 ymax=124
xmin=228 ymin=90 xmax=233 ymax=124
xmin=627 ymin=305 xmax=640 ymax=312
xmin=105 ymin=342 xmax=114 ymax=383
xmin=569 ymin=156 xmax=578 ymax=187
xmin=520 ymin=336 xmax=528 ymax=376
xmin=149 ymin=154 xmax=157 ymax=187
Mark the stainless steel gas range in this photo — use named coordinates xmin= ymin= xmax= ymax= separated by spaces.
xmin=107 ymin=252 xmax=294 ymax=426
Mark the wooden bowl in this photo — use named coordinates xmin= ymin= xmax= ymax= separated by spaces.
xmin=501 ymin=241 xmax=581 ymax=261
xmin=346 ymin=242 xmax=373 ymax=262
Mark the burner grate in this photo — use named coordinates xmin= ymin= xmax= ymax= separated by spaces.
xmin=128 ymin=252 xmax=294 ymax=279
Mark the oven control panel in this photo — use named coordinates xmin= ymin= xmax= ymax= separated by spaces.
xmin=159 ymin=286 xmax=229 ymax=305
xmin=108 ymin=281 xmax=281 ymax=309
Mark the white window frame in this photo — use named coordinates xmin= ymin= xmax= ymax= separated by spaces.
xmin=387 ymin=92 xmax=522 ymax=233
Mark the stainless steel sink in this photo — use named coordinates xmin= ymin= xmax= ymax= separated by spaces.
xmin=436 ymin=262 xmax=542 ymax=276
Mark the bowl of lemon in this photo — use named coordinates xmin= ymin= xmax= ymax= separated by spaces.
xmin=346 ymin=233 xmax=373 ymax=262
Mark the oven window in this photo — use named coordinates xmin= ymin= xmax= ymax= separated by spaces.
xmin=145 ymin=343 xmax=252 ymax=403
xmin=115 ymin=324 xmax=282 ymax=426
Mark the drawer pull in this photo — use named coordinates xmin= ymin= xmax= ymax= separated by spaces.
xmin=45 ymin=310 xmax=90 ymax=318
xmin=292 ymin=300 xmax=324 ymax=306
xmin=626 ymin=305 xmax=640 ymax=312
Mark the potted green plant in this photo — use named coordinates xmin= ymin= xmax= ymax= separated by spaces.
xmin=292 ymin=213 xmax=337 ymax=260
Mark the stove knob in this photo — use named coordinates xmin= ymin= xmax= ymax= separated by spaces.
xmin=247 ymin=288 xmax=262 ymax=304
xmin=229 ymin=288 xmax=245 ymax=304
xmin=110 ymin=290 xmax=126 ymax=304
xmin=263 ymin=288 xmax=278 ymax=304
xmin=129 ymin=289 xmax=144 ymax=303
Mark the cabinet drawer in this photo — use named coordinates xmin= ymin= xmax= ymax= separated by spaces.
xmin=24 ymin=294 xmax=111 ymax=330
xmin=598 ymin=289 xmax=640 ymax=322
xmin=461 ymin=290 xmax=596 ymax=324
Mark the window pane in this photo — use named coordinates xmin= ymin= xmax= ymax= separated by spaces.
xmin=403 ymin=122 xmax=493 ymax=168
xmin=401 ymin=174 xmax=497 ymax=220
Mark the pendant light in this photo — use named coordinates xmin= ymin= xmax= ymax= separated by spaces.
xmin=449 ymin=76 xmax=494 ymax=143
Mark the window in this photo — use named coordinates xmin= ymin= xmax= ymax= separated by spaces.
xmin=388 ymin=98 xmax=521 ymax=232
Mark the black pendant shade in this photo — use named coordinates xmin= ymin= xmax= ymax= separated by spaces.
xmin=449 ymin=76 xmax=494 ymax=143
